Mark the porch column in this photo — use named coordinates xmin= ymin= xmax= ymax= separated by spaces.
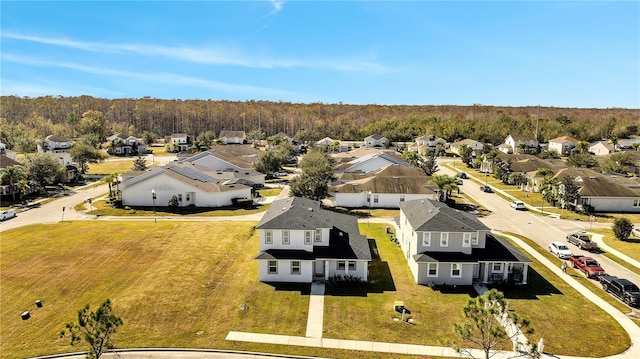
xmin=522 ymin=263 xmax=529 ymax=284
xmin=483 ymin=262 xmax=489 ymax=283
xmin=324 ymin=260 xmax=329 ymax=280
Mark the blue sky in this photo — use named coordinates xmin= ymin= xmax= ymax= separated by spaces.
xmin=1 ymin=1 xmax=638 ymax=108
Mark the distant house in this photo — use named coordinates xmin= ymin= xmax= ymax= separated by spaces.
xmin=0 ymin=142 xmax=17 ymax=161
xmin=449 ymin=139 xmax=484 ymax=155
xmin=255 ymin=197 xmax=372 ymax=283
xmin=166 ymin=133 xmax=191 ymax=152
xmin=315 ymin=137 xmax=348 ymax=152
xmin=121 ymin=164 xmax=252 ymax=208
xmin=0 ymin=155 xmax=27 ymax=197
xmin=504 ymin=134 xmax=539 ymax=154
xmin=219 ymin=130 xmax=247 ymax=145
xmin=410 ymin=134 xmax=447 ymax=155
xmin=105 ymin=133 xmax=147 ymax=155
xmin=330 ymin=164 xmax=436 ymax=208
xmin=364 ymin=133 xmax=388 ymax=148
xmin=178 ymin=148 xmax=265 ymax=186
xmin=589 ymin=141 xmax=614 ymax=156
xmin=396 ymin=199 xmax=531 ymax=285
xmin=548 ymin=136 xmax=579 ymax=156
xmin=38 ymin=135 xmax=72 ymax=153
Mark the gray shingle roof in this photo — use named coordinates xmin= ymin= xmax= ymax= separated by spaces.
xmin=398 ymin=199 xmax=489 ymax=232
xmin=257 ymin=197 xmax=371 ymax=260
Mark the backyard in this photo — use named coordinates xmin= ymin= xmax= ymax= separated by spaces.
xmin=0 ymin=221 xmax=629 ymax=358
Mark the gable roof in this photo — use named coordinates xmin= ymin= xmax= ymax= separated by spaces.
xmin=549 ymin=136 xmax=580 ymax=144
xmin=553 ymin=167 xmax=640 ymax=197
xmin=0 ymin=155 xmax=22 ymax=168
xmin=331 ymin=164 xmax=435 ymax=195
xmin=256 ymin=197 xmax=371 ymax=260
xmin=45 ymin=134 xmax=72 ymax=142
xmin=122 ymin=164 xmax=250 ymax=193
xmin=180 ymin=148 xmax=259 ymax=169
xmin=451 ymin=138 xmax=483 ymax=147
xmin=399 ymin=199 xmax=489 ymax=233
xmin=366 ymin=133 xmax=385 ymax=140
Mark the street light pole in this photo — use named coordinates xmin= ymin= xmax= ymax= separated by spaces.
xmin=152 ymin=189 xmax=156 ymax=223
xmin=367 ymin=191 xmax=372 ymax=215
xmin=485 ymin=173 xmax=488 ymax=186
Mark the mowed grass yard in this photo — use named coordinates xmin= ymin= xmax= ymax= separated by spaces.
xmin=0 ymin=222 xmax=629 ymax=358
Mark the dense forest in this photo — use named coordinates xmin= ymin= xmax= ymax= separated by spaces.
xmin=0 ymin=95 xmax=638 ymax=153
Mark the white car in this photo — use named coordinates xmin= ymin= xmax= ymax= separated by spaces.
xmin=510 ymin=200 xmax=526 ymax=210
xmin=549 ymin=241 xmax=572 ymax=259
xmin=632 ymin=227 xmax=640 ymax=239
xmin=0 ymin=210 xmax=17 ymax=221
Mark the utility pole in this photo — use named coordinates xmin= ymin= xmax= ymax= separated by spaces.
xmin=535 ymin=104 xmax=540 ymax=140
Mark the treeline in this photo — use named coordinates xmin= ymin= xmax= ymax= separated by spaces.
xmin=1 ymin=95 xmax=638 ymax=152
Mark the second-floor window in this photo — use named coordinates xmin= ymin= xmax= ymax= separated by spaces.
xmin=462 ymin=233 xmax=471 ymax=247
xmin=440 ymin=233 xmax=448 ymax=247
xmin=315 ymin=229 xmax=321 ymax=242
xmin=265 ymin=230 xmax=272 ymax=244
xmin=422 ymin=232 xmax=430 ymax=246
xmin=282 ymin=230 xmax=290 ymax=244
xmin=305 ymin=231 xmax=312 ymax=244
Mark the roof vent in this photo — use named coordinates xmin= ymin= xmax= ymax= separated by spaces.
xmin=308 ymin=207 xmax=313 ymax=211
xmin=393 ymin=176 xmax=400 ymax=179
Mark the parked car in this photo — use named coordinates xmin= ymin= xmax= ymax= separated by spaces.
xmin=454 ymin=178 xmax=463 ymax=185
xmin=549 ymin=241 xmax=572 ymax=259
xmin=566 ymin=232 xmax=598 ymax=250
xmin=569 ymin=255 xmax=606 ymax=278
xmin=600 ymin=275 xmax=640 ymax=307
xmin=632 ymin=227 xmax=640 ymax=239
xmin=457 ymin=172 xmax=468 ymax=179
xmin=0 ymin=210 xmax=17 ymax=221
xmin=510 ymin=200 xmax=526 ymax=210
xmin=479 ymin=185 xmax=493 ymax=193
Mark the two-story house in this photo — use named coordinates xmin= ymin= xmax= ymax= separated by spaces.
xmin=504 ymin=134 xmax=539 ymax=154
xmin=105 ymin=133 xmax=147 ymax=155
xmin=38 ymin=135 xmax=72 ymax=153
xmin=548 ymin=136 xmax=579 ymax=156
xmin=255 ymin=197 xmax=372 ymax=283
xmin=167 ymin=133 xmax=191 ymax=152
xmin=396 ymin=199 xmax=530 ymax=286
xmin=449 ymin=139 xmax=485 ymax=155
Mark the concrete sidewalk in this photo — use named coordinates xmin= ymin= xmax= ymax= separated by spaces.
xmin=589 ymin=233 xmax=640 ymax=271
xmin=305 ymin=282 xmax=325 ymax=338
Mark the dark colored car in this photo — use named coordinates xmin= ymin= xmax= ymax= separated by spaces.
xmin=479 ymin=185 xmax=492 ymax=193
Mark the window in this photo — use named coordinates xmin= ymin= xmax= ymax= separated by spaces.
xmin=305 ymin=231 xmax=312 ymax=244
xmin=471 ymin=232 xmax=478 ymax=245
xmin=348 ymin=261 xmax=356 ymax=271
xmin=337 ymin=261 xmax=346 ymax=270
xmin=291 ymin=261 xmax=301 ymax=275
xmin=315 ymin=229 xmax=322 ymax=242
xmin=451 ymin=263 xmax=461 ymax=277
xmin=462 ymin=234 xmax=471 ymax=247
xmin=400 ymin=195 xmax=405 ymax=202
xmin=282 ymin=230 xmax=290 ymax=244
xmin=186 ymin=193 xmax=190 ymax=201
xmin=427 ymin=262 xmax=438 ymax=277
xmin=374 ymin=195 xmax=379 ymax=203
xmin=492 ymin=263 xmax=503 ymax=273
xmin=268 ymin=260 xmax=277 ymax=274
xmin=440 ymin=233 xmax=448 ymax=247
xmin=634 ymin=199 xmax=640 ymax=207
xmin=178 ymin=193 xmax=183 ymax=201
xmin=422 ymin=232 xmax=431 ymax=246
xmin=265 ymin=230 xmax=272 ymax=244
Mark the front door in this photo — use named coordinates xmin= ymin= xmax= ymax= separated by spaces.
xmin=314 ymin=261 xmax=324 ymax=279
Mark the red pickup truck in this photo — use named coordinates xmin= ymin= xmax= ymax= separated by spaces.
xmin=569 ymin=255 xmax=606 ymax=278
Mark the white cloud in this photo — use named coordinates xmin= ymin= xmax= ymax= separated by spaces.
xmin=1 ymin=53 xmax=301 ymax=97
xmin=1 ymin=32 xmax=390 ymax=73
xmin=268 ymin=0 xmax=285 ymax=15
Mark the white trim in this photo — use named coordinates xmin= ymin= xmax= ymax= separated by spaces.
xmin=282 ymin=230 xmax=290 ymax=245
xmin=440 ymin=233 xmax=448 ymax=247
xmin=427 ymin=262 xmax=438 ymax=277
xmin=265 ymin=230 xmax=273 ymax=244
xmin=422 ymin=232 xmax=431 ymax=246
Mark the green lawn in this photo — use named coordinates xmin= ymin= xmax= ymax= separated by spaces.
xmin=0 ymin=222 xmax=630 ymax=358
xmin=590 ymin=228 xmax=640 ymax=277
xmin=80 ymin=198 xmax=271 ymax=217
xmin=86 ymin=159 xmax=138 ymax=175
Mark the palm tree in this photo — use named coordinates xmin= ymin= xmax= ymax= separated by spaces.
xmin=535 ymin=168 xmax=553 ymax=193
xmin=576 ymin=141 xmax=590 ymax=154
xmin=517 ymin=142 xmax=528 ymax=154
xmin=433 ymin=174 xmax=458 ymax=202
xmin=0 ymin=165 xmax=27 ymax=202
xmin=608 ymin=136 xmax=619 ymax=152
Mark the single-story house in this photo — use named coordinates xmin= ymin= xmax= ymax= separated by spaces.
xmin=548 ymin=136 xmax=579 ymax=156
xmin=364 ymin=133 xmax=388 ymax=148
xmin=219 ymin=130 xmax=247 ymax=145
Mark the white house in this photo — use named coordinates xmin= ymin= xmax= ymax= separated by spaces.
xmin=548 ymin=136 xmax=579 ymax=156
xmin=364 ymin=133 xmax=388 ymax=148
xmin=330 ymin=165 xmax=436 ymax=208
xmin=505 ymin=134 xmax=539 ymax=154
xmin=255 ymin=197 xmax=372 ymax=283
xmin=219 ymin=130 xmax=247 ymax=145
xmin=589 ymin=141 xmax=614 ymax=156
xmin=449 ymin=139 xmax=484 ymax=155
xmin=121 ymin=164 xmax=252 ymax=208
xmin=38 ymin=135 xmax=72 ymax=153
xmin=167 ymin=133 xmax=190 ymax=152
xmin=396 ymin=199 xmax=531 ymax=286
xmin=105 ymin=133 xmax=147 ymax=155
